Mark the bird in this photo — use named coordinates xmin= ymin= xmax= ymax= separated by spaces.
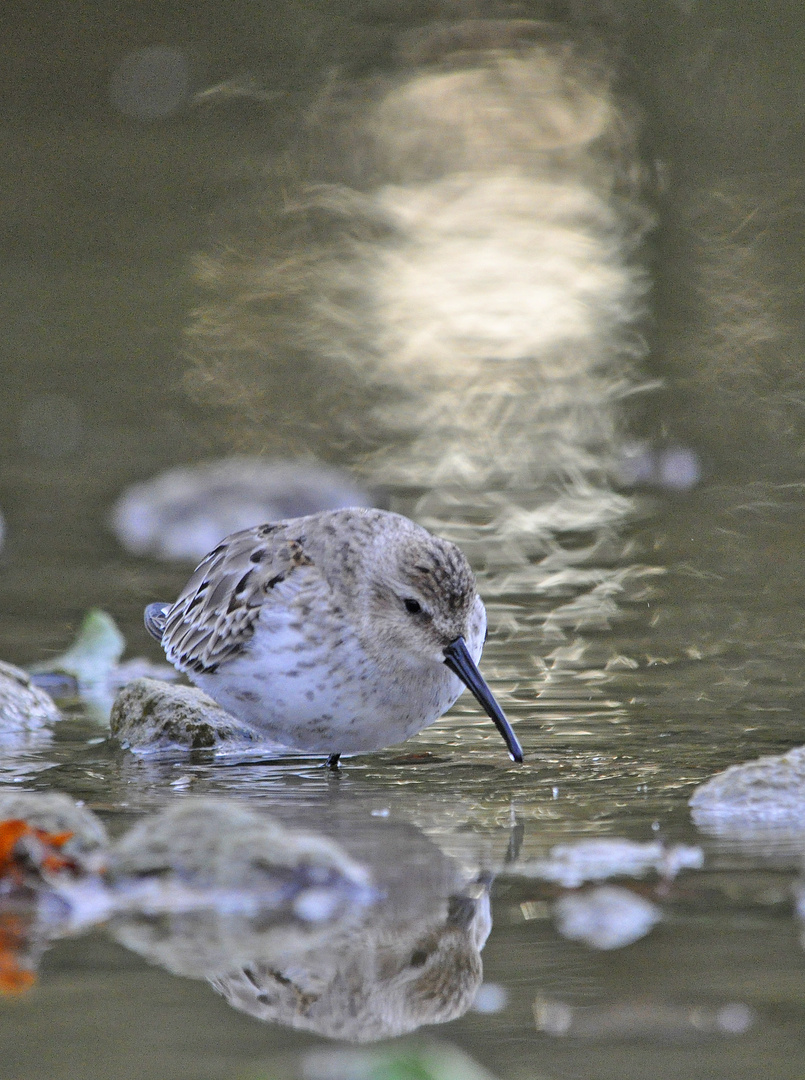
xmin=144 ymin=507 xmax=522 ymax=766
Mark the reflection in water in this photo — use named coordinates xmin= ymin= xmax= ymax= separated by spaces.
xmin=210 ymin=879 xmax=489 ymax=1042
xmin=115 ymin=806 xmax=491 ymax=1042
xmin=0 ymin=795 xmax=492 ymax=1043
xmin=517 ymin=838 xmax=703 ymax=889
xmin=300 ymin=1044 xmax=499 ymax=1080
xmin=109 ymin=47 xmax=191 ymax=121
xmin=186 ymin=19 xmax=652 ymax=592
xmin=178 ymin=8 xmax=805 ymax=696
xmin=211 ymin=888 xmax=488 ymax=1042
xmin=535 ymin=995 xmax=756 ymax=1041
xmin=553 ymin=885 xmax=661 ymax=950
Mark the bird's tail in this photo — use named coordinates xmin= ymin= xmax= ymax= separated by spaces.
xmin=144 ymin=602 xmax=169 ymax=642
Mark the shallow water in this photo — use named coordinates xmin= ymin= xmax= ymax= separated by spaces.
xmin=4 ymin=4 xmax=805 ymax=1079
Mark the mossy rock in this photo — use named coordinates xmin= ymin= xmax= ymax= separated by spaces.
xmin=110 ymin=677 xmax=261 ymax=751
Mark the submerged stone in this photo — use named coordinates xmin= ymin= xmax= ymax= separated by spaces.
xmin=110 ymin=677 xmax=263 ymax=751
xmin=690 ymin=745 xmax=805 ymax=828
xmin=0 ymin=660 xmax=61 ymax=732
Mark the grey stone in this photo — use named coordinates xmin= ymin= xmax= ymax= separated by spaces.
xmin=111 ymin=457 xmax=377 ymax=562
xmin=0 ymin=790 xmax=108 ymax=854
xmin=110 ymin=677 xmax=262 ymax=751
xmin=690 ymin=745 xmax=805 ymax=828
xmin=0 ymin=660 xmax=61 ymax=732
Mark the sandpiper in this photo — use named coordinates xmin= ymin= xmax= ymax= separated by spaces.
xmin=144 ymin=507 xmax=522 ymax=764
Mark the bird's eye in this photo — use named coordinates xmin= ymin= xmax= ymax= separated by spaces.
xmin=403 ymin=598 xmax=422 ymax=615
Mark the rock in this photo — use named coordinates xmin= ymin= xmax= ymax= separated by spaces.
xmin=111 ymin=457 xmax=377 ymax=562
xmin=0 ymin=790 xmax=108 ymax=855
xmin=0 ymin=660 xmax=61 ymax=733
xmin=690 ymin=745 xmax=805 ymax=829
xmin=110 ymin=677 xmax=265 ymax=751
xmin=30 ymin=610 xmax=125 ymax=688
xmin=28 ymin=611 xmax=177 ymax=726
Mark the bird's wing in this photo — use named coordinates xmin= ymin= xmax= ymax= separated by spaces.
xmin=162 ymin=523 xmax=316 ymax=674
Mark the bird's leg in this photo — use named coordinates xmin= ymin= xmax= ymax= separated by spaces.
xmin=326 ymin=753 xmax=341 ymax=771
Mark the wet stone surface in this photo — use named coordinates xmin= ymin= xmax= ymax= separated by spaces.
xmin=0 ymin=661 xmax=61 ymax=732
xmin=110 ymin=677 xmax=262 ymax=751
xmin=690 ymin=745 xmax=805 ymax=830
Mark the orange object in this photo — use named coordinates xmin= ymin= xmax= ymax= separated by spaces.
xmin=0 ymin=819 xmax=76 ymax=881
xmin=0 ymin=914 xmax=36 ymax=996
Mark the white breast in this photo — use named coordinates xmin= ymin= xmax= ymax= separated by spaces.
xmin=188 ymin=582 xmax=460 ymax=754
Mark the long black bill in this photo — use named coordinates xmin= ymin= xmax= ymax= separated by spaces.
xmin=443 ymin=636 xmax=523 ymax=763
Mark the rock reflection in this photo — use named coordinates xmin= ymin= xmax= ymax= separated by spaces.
xmin=553 ymin=885 xmax=661 ymax=950
xmin=514 ymin=838 xmax=702 ymax=951
xmin=106 ymin=800 xmax=374 ymax=978
xmin=534 ymin=995 xmax=756 ymax=1041
xmin=0 ymin=791 xmax=108 ymax=857
xmin=518 ymin=838 xmax=703 ymax=889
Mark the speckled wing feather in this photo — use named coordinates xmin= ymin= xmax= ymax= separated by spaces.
xmin=162 ymin=523 xmax=313 ymax=674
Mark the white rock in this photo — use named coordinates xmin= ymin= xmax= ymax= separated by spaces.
xmin=690 ymin=745 xmax=805 ymax=829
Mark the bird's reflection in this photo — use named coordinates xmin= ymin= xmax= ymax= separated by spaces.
xmin=105 ymin=803 xmax=492 ymax=1042
xmin=210 ymin=881 xmax=489 ymax=1041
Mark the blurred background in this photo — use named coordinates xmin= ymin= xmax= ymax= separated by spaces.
xmin=2 ymin=0 xmax=805 ymax=659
